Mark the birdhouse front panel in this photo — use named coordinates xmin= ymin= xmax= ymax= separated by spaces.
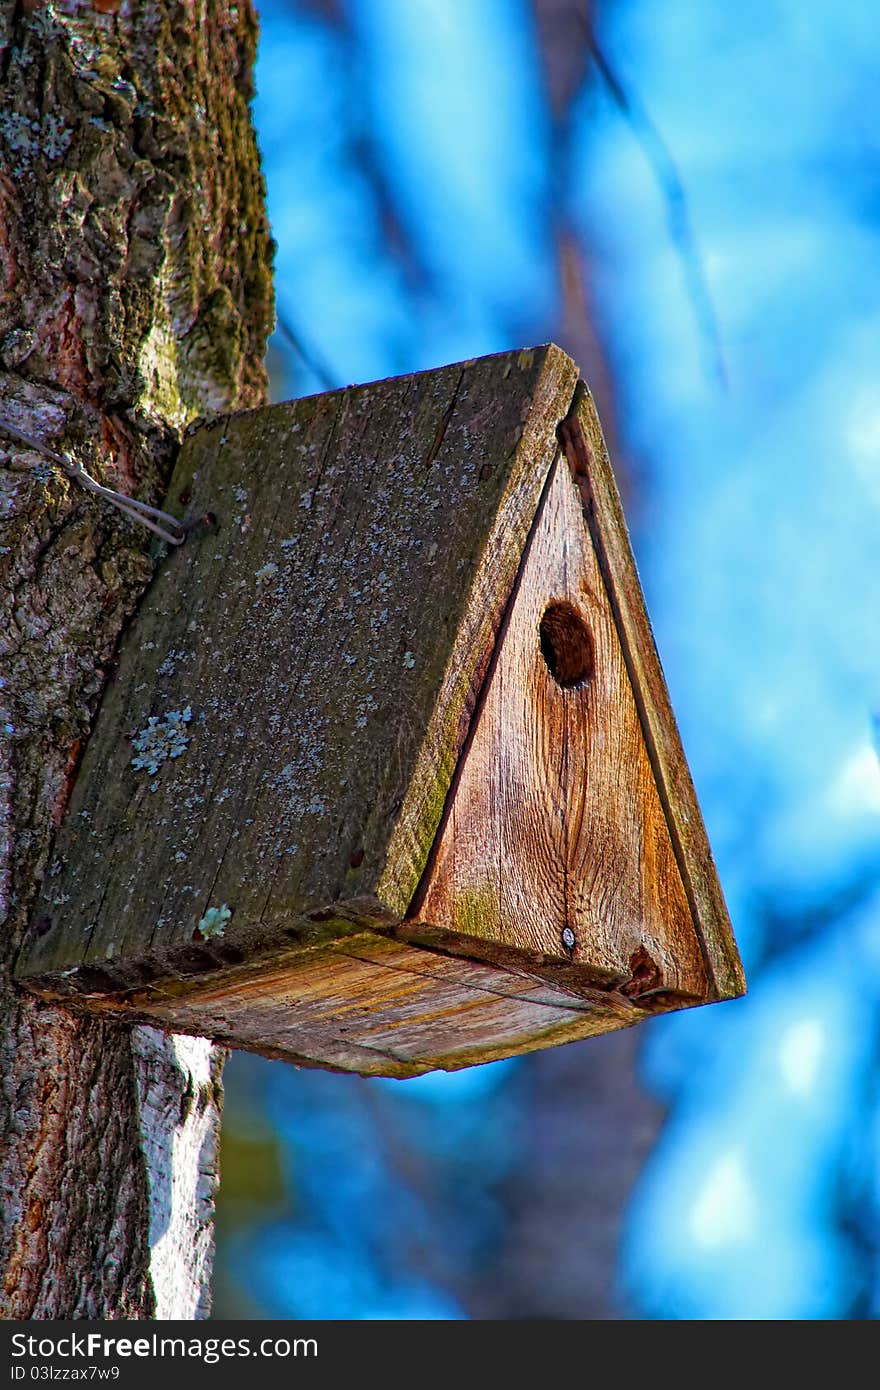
xmin=16 ymin=346 xmax=744 ymax=1077
xmin=414 ymin=449 xmax=708 ymax=1004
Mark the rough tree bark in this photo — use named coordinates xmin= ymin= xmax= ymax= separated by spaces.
xmin=0 ymin=0 xmax=272 ymax=1317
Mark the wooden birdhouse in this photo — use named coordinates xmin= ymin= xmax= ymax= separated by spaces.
xmin=16 ymin=345 xmax=745 ymax=1077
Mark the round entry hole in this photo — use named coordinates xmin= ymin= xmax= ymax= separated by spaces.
xmin=539 ymin=602 xmax=594 ymax=689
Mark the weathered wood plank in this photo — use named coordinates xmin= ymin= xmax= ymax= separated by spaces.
xmin=413 ymin=451 xmax=709 ymax=1001
xmin=37 ymin=931 xmax=648 ymax=1079
xmin=558 ymin=381 xmax=744 ymax=999
xmin=18 ymin=346 xmax=578 ymax=991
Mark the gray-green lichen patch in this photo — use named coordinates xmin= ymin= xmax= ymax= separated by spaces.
xmin=196 ymin=904 xmax=232 ymax=939
xmin=0 ymin=111 xmax=73 ymax=173
xmin=131 ymin=707 xmax=192 ymax=774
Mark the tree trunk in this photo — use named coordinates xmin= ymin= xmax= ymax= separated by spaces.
xmin=0 ymin=0 xmax=272 ymax=1318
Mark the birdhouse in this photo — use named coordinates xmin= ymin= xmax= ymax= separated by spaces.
xmin=16 ymin=345 xmax=744 ymax=1077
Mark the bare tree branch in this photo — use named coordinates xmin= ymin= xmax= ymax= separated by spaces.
xmin=274 ymin=310 xmax=339 ymax=392
xmin=582 ymin=18 xmax=728 ymax=388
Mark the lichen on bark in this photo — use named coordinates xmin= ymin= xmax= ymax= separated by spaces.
xmin=0 ymin=0 xmax=273 ymax=1318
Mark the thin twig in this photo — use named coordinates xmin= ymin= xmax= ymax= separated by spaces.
xmin=274 ymin=311 xmax=339 ymax=392
xmin=582 ymin=19 xmax=728 ymax=388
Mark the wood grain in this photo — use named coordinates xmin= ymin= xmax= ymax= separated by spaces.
xmin=414 ymin=452 xmax=709 ymax=1001
xmin=558 ymin=382 xmax=745 ymax=999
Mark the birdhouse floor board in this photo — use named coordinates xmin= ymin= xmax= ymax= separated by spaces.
xmin=69 ymin=930 xmax=649 ymax=1079
xmin=15 ymin=346 xmax=744 ymax=1076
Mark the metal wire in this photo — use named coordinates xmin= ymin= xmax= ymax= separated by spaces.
xmin=0 ymin=417 xmax=187 ymax=545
